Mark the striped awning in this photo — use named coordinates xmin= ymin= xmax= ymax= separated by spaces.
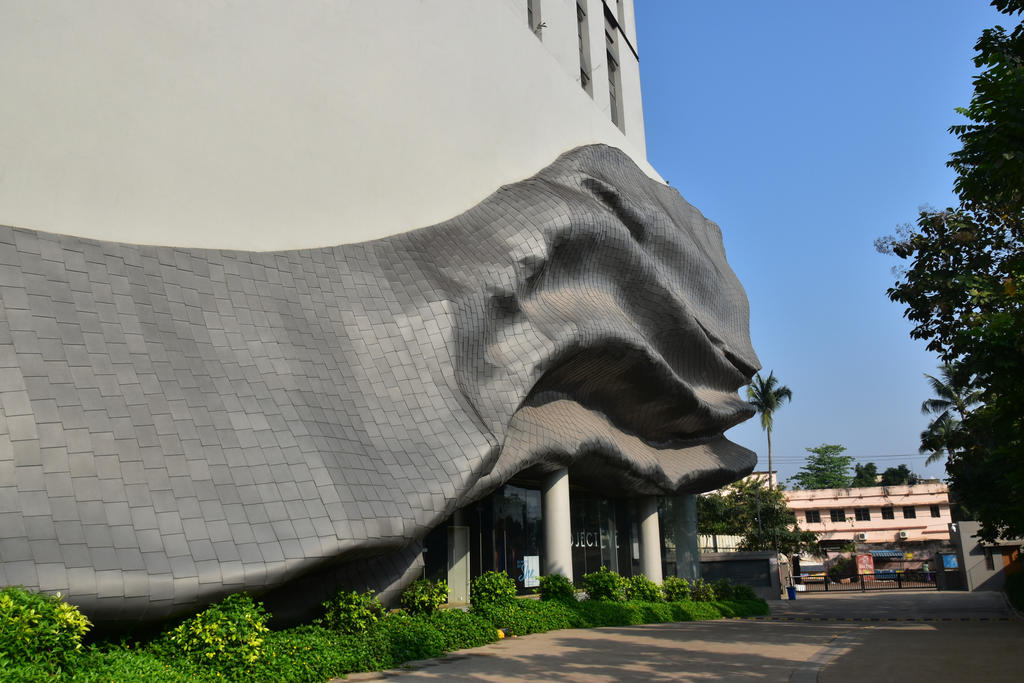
xmin=870 ymin=549 xmax=905 ymax=559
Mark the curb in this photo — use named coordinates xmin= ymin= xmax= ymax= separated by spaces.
xmin=738 ymin=615 xmax=1013 ymax=622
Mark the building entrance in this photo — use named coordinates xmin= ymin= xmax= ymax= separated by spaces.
xmin=569 ymin=494 xmax=640 ymax=584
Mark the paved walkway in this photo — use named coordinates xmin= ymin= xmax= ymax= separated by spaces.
xmin=334 ymin=591 xmax=1021 ymax=682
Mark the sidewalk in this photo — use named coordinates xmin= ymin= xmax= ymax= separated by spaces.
xmin=335 ymin=591 xmax=1020 ymax=682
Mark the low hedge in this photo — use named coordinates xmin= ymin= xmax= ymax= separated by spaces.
xmin=1 ymin=587 xmax=768 ymax=681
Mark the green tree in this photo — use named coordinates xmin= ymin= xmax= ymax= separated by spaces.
xmin=918 ymin=364 xmax=982 ymax=465
xmin=878 ymin=1 xmax=1024 ymax=540
xmin=920 ymin=412 xmax=959 ymax=466
xmin=697 ymin=478 xmax=818 ymax=557
xmin=746 ymin=371 xmax=792 ymax=485
xmin=880 ymin=464 xmax=919 ymax=487
xmin=851 ymin=462 xmax=879 ymax=487
xmin=788 ymin=444 xmax=853 ymax=490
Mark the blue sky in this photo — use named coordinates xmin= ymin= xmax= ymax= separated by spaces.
xmin=634 ymin=1 xmax=1006 ymax=484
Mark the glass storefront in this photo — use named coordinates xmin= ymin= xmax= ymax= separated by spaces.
xmin=569 ymin=493 xmax=639 ymax=584
xmin=490 ymin=485 xmax=542 ymax=591
xmin=425 ymin=483 xmax=642 ymax=593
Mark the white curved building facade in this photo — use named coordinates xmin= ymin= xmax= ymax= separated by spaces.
xmin=0 ymin=0 xmax=653 ymax=250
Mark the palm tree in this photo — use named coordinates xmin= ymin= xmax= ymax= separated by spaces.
xmin=919 ymin=364 xmax=982 ymax=465
xmin=746 ymin=371 xmax=792 ymax=486
xmin=919 ymin=412 xmax=958 ymax=465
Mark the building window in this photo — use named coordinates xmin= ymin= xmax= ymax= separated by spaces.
xmin=984 ymin=548 xmax=995 ymax=571
xmin=577 ymin=2 xmax=592 ymax=95
xmin=830 ymin=509 xmax=846 ymax=523
xmin=805 ymin=510 xmax=821 ymax=524
xmin=605 ymin=16 xmax=623 ymax=130
xmin=855 ymin=508 xmax=871 ymax=522
xmin=527 ymin=0 xmax=542 ymax=36
xmin=881 ymin=506 xmax=895 ymax=520
xmin=930 ymin=505 xmax=941 ymax=518
xmin=903 ymin=506 xmax=917 ymax=519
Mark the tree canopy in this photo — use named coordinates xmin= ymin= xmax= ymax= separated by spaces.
xmin=697 ymin=478 xmax=818 ymax=557
xmin=878 ymin=1 xmax=1024 ymax=540
xmin=880 ymin=465 xmax=919 ymax=487
xmin=851 ymin=462 xmax=879 ymax=487
xmin=788 ymin=444 xmax=854 ymax=490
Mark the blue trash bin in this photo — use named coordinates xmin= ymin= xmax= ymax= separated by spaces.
xmin=786 ymin=586 xmax=797 ymax=600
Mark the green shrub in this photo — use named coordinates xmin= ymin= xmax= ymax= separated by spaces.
xmin=321 ymin=589 xmax=385 ymax=634
xmin=425 ymin=609 xmax=498 ymax=651
xmin=470 ymin=571 xmax=517 ymax=609
xmin=574 ymin=600 xmax=642 ymax=627
xmin=582 ymin=566 xmax=625 ymax=601
xmin=731 ymin=584 xmax=758 ymax=601
xmin=400 ymin=578 xmax=448 ymax=616
xmin=157 ymin=593 xmax=270 ymax=677
xmin=254 ymin=626 xmax=375 ymax=682
xmin=712 ymin=598 xmax=770 ymax=618
xmin=624 ymin=575 xmax=662 ymax=602
xmin=688 ymin=578 xmax=716 ymax=602
xmin=472 ymin=598 xmax=581 ymax=636
xmin=711 ymin=578 xmax=734 ymax=600
xmin=538 ymin=573 xmax=576 ymax=603
xmin=59 ymin=645 xmax=200 ymax=683
xmin=375 ymin=612 xmax=447 ymax=664
xmin=661 ymin=576 xmax=691 ymax=602
xmin=671 ymin=600 xmax=721 ymax=621
xmin=0 ymin=586 xmax=92 ymax=669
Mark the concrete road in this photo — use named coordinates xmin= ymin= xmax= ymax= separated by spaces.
xmin=340 ymin=591 xmax=1021 ymax=682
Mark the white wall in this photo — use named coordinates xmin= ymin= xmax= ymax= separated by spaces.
xmin=0 ymin=0 xmax=656 ymax=251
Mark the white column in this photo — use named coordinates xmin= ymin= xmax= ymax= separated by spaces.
xmin=638 ymin=496 xmax=663 ymax=583
xmin=542 ymin=468 xmax=573 ymax=579
xmin=447 ymin=509 xmax=470 ymax=605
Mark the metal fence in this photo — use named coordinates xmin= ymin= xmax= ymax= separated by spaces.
xmin=796 ymin=571 xmax=937 ymax=592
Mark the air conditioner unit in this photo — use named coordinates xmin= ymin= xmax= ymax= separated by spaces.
xmin=898 ymin=531 xmax=909 ymax=540
xmin=855 ymin=532 xmax=868 ymax=541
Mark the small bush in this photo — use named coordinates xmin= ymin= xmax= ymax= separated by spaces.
xmin=731 ymin=584 xmax=758 ymax=601
xmin=58 ymin=645 xmax=200 ymax=683
xmin=255 ymin=626 xmax=378 ymax=681
xmin=661 ymin=576 xmax=691 ymax=602
xmin=624 ymin=575 xmax=662 ymax=602
xmin=400 ymin=578 xmax=448 ymax=616
xmin=157 ymin=593 xmax=270 ymax=676
xmin=688 ymin=578 xmax=716 ymax=602
xmin=472 ymin=598 xmax=581 ymax=636
xmin=374 ymin=612 xmax=447 ymax=664
xmin=470 ymin=571 xmax=517 ymax=609
xmin=425 ymin=609 xmax=498 ymax=651
xmin=321 ymin=589 xmax=385 ymax=634
xmin=0 ymin=586 xmax=92 ymax=669
xmin=538 ymin=573 xmax=576 ymax=603
xmin=712 ymin=598 xmax=770 ymax=618
xmin=582 ymin=566 xmax=626 ymax=602
xmin=711 ymin=578 xmax=756 ymax=601
xmin=671 ymin=599 xmax=722 ymax=620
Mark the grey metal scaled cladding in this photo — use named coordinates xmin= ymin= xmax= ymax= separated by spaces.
xmin=0 ymin=144 xmax=760 ymax=622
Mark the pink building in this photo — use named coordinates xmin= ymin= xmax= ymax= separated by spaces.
xmin=784 ymin=482 xmax=953 ymax=547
